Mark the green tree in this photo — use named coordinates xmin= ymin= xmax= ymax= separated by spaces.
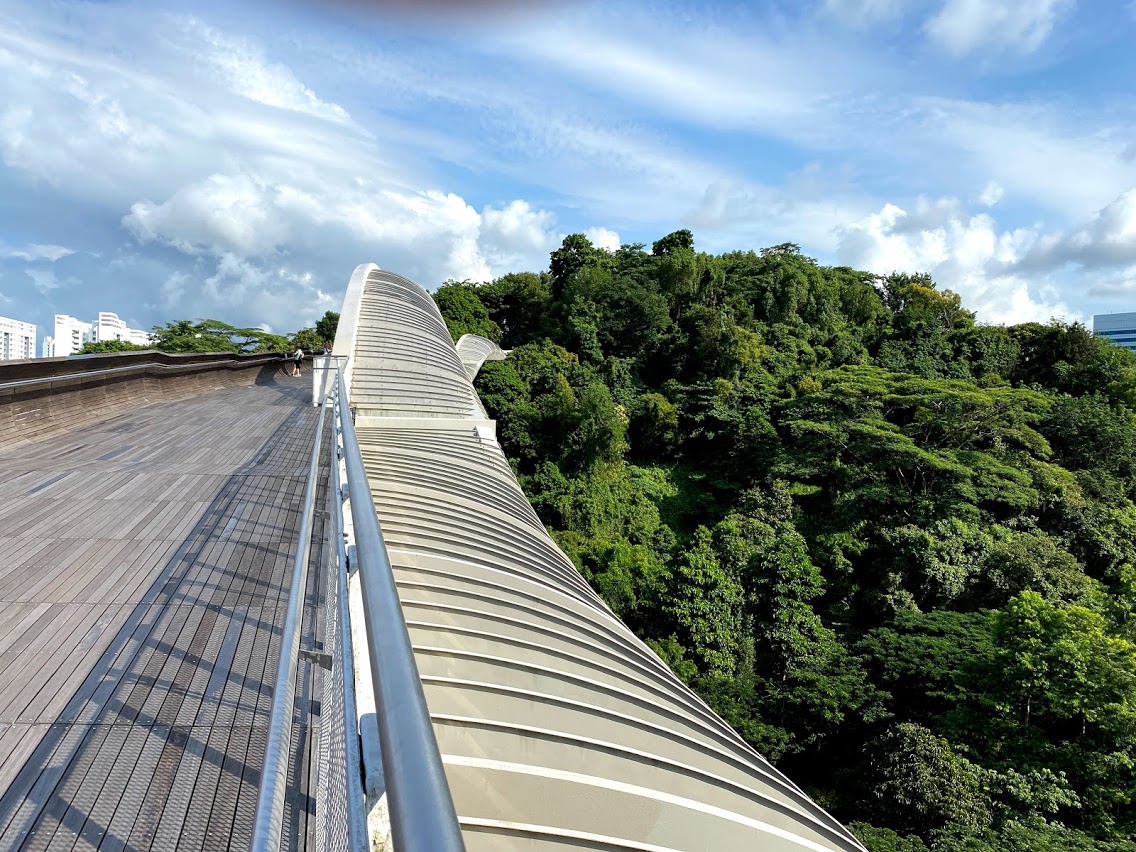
xmin=665 ymin=526 xmax=747 ymax=678
xmin=75 ymin=339 xmax=149 ymax=355
xmin=549 ymin=233 xmax=613 ymax=296
xmin=315 ymin=310 xmax=340 ymax=345
xmin=460 ymin=227 xmax=1136 ymax=848
xmin=865 ymin=722 xmax=992 ymax=837
xmin=630 ymin=392 xmax=679 ymax=458
xmin=479 ymin=272 xmax=552 ymax=347
xmin=848 ymin=822 xmax=929 ymax=852
xmin=290 ymin=328 xmax=323 ymax=352
xmin=564 ymin=381 xmax=628 ymax=472
xmin=651 ymin=228 xmax=694 ymax=256
xmin=150 ymin=318 xmax=289 ymax=354
xmin=151 ymin=319 xmax=239 ymax=353
xmin=433 ymin=281 xmax=501 ymax=342
xmin=857 ymin=609 xmax=995 ymax=732
xmin=990 ymin=592 xmax=1136 ymax=733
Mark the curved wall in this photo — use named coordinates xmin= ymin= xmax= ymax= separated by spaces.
xmin=0 ymin=351 xmax=280 ymax=447
xmin=344 ymin=264 xmax=866 ymax=852
xmin=455 ymin=334 xmax=510 ymax=380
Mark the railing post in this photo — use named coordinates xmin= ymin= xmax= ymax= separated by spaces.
xmin=313 ymin=354 xmax=345 ymax=406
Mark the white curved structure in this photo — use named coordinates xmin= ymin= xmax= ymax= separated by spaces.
xmin=340 ymin=264 xmax=866 ymax=851
xmin=455 ymin=334 xmax=510 ymax=380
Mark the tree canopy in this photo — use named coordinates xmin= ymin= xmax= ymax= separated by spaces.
xmin=120 ymin=311 xmax=342 ymax=357
xmin=75 ymin=338 xmax=149 ymax=355
xmin=436 ymin=233 xmax=1136 ymax=851
xmin=148 ymin=319 xmax=290 ymax=354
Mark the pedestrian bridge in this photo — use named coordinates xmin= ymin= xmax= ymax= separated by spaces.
xmin=0 ymin=264 xmax=866 ymax=852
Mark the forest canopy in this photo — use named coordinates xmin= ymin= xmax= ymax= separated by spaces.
xmin=435 ymin=233 xmax=1136 ymax=851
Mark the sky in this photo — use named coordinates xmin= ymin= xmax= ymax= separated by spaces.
xmin=2 ymin=0 xmax=1136 ymax=345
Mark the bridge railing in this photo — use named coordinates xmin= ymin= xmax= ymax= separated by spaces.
xmin=252 ymin=372 xmax=330 ymax=851
xmin=332 ymin=363 xmax=466 ymax=852
xmin=311 ymin=354 xmax=342 ymax=406
xmin=253 ymin=363 xmax=464 ymax=852
xmin=326 ymin=373 xmax=370 ymax=852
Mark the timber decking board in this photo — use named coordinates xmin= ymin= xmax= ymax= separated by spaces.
xmin=0 ymin=375 xmax=330 ymax=851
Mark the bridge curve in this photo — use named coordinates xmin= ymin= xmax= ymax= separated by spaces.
xmin=454 ymin=334 xmax=510 ymax=381
xmin=339 ymin=264 xmax=866 ymax=851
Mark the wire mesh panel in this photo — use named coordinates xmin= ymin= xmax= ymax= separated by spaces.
xmin=314 ymin=532 xmax=353 ymax=852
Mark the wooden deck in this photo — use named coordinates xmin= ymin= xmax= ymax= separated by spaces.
xmin=0 ymin=369 xmax=329 ymax=851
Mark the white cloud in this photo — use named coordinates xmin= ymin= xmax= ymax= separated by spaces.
xmin=585 ymin=227 xmax=621 ymax=252
xmin=484 ymin=11 xmax=1134 ymax=232
xmin=1022 ymin=187 xmax=1136 ymax=270
xmin=0 ymin=243 xmax=74 ymax=262
xmin=1086 ymin=264 xmax=1136 ymax=298
xmin=178 ymin=18 xmax=351 ymax=124
xmin=824 ymin=0 xmax=909 ymax=25
xmin=687 ymin=176 xmax=870 ymax=256
xmin=23 ymin=267 xmax=78 ymax=295
xmin=487 ymin=17 xmax=869 ymax=148
xmin=910 ymin=97 xmax=1136 ymax=218
xmin=124 ymin=173 xmax=291 ymax=257
xmin=1070 ymin=188 xmax=1136 ymax=253
xmin=978 ymin=180 xmax=1004 ymax=207
xmin=123 ymin=167 xmax=563 ymax=306
xmin=479 ymin=200 xmax=559 ymax=272
xmin=0 ymin=47 xmax=170 ymax=192
xmin=925 ymin=0 xmax=1075 ymax=55
xmin=1 ymin=0 xmax=1130 ymax=337
xmin=0 ymin=12 xmax=542 ymax=331
xmin=835 ymin=198 xmax=1074 ymax=324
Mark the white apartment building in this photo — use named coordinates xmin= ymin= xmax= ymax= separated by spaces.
xmin=95 ymin=312 xmax=152 ymax=347
xmin=48 ymin=311 xmax=152 ymax=356
xmin=53 ymin=315 xmax=95 ymax=357
xmin=0 ymin=316 xmax=36 ymax=361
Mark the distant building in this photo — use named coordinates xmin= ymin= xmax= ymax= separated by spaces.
xmin=51 ymin=311 xmax=152 ymax=356
xmin=53 ymin=315 xmax=95 ymax=356
xmin=95 ymin=312 xmax=152 ymax=347
xmin=0 ymin=316 xmax=36 ymax=361
xmin=1093 ymin=312 xmax=1136 ymax=353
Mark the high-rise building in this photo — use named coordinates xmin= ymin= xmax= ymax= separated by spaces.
xmin=95 ymin=312 xmax=152 ymax=347
xmin=1093 ymin=312 xmax=1136 ymax=352
xmin=53 ymin=315 xmax=95 ymax=356
xmin=0 ymin=316 xmax=36 ymax=361
xmin=43 ymin=337 xmax=55 ymax=358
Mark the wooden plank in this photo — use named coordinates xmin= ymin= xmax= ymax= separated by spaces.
xmin=0 ymin=375 xmax=328 ymax=851
xmin=0 ymin=723 xmax=40 ymax=793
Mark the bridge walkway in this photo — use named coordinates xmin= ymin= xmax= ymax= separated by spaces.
xmin=0 ymin=369 xmax=329 ymax=851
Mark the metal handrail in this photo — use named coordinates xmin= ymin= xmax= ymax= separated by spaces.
xmin=330 ymin=369 xmax=370 ymax=852
xmin=334 ymin=363 xmax=466 ymax=852
xmin=251 ymin=393 xmax=329 ymax=851
xmin=311 ymin=354 xmax=348 ymax=407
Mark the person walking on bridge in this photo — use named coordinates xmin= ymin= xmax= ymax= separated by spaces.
xmin=291 ymin=346 xmax=304 ymax=377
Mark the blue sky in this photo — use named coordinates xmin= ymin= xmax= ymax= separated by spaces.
xmin=2 ymin=0 xmax=1136 ymax=343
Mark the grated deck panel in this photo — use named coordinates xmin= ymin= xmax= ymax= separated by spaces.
xmin=0 ymin=370 xmax=330 ymax=851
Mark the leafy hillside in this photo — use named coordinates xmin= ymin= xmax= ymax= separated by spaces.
xmin=434 ymin=232 xmax=1136 ymax=851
